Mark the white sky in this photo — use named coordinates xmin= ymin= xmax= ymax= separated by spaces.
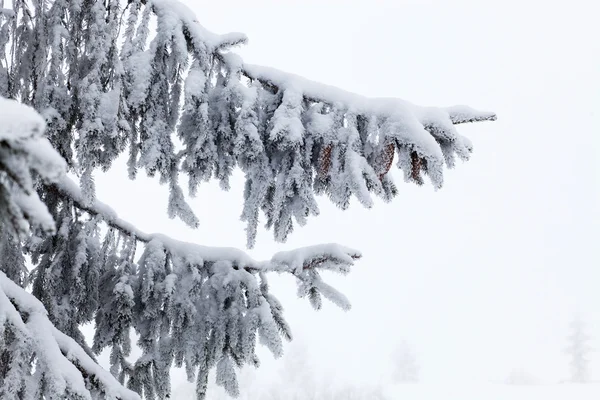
xmin=92 ymin=0 xmax=599 ymax=389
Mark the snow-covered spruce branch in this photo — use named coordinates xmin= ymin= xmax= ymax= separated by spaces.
xmin=1 ymin=0 xmax=495 ymax=249
xmin=0 ymin=96 xmax=66 ymax=238
xmin=0 ymin=95 xmax=359 ymax=399
xmin=0 ymin=97 xmax=139 ymax=398
xmin=0 ymin=271 xmax=141 ymax=400
xmin=48 ymin=179 xmax=359 ymax=400
xmin=1 ymin=1 xmax=496 ymax=398
xmin=239 ymin=62 xmax=496 ymax=125
xmin=51 ymin=175 xmax=361 ymax=275
xmin=179 ymin=1 xmax=492 ymax=248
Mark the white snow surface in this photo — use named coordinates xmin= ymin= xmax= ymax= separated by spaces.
xmin=0 ymin=97 xmax=66 ymax=183
xmin=0 ymin=96 xmax=67 ymax=233
xmin=171 ymin=380 xmax=600 ymax=400
xmin=383 ymin=382 xmax=600 ymax=400
xmin=270 ymin=243 xmax=361 ymax=274
xmin=11 ymin=190 xmax=56 ymax=233
xmin=0 ymin=97 xmax=46 ymax=141
xmin=151 ymin=0 xmax=247 ymax=50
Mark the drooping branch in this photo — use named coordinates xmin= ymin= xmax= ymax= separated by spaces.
xmin=51 ymin=175 xmax=360 ymax=274
xmin=152 ymin=0 xmax=248 ymax=52
xmin=0 ymin=1 xmax=499 ymax=398
xmin=0 ymin=272 xmax=141 ymax=400
xmin=0 ymin=93 xmax=360 ymax=400
xmin=0 ymin=97 xmax=67 ymax=236
xmin=1 ymin=0 xmax=497 ymax=247
xmin=152 ymin=3 xmax=497 ymax=245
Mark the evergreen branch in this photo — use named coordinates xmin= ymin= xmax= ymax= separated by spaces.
xmin=52 ymin=176 xmax=152 ymax=243
xmin=224 ymin=58 xmax=497 ymax=125
xmin=444 ymin=105 xmax=497 ymax=124
xmin=0 ymin=2 xmax=498 ymax=398
xmin=50 ymin=176 xmax=361 ymax=273
xmin=216 ymin=51 xmax=497 ymax=125
xmin=0 ymin=271 xmax=141 ymax=400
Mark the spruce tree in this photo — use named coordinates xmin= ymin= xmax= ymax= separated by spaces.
xmin=391 ymin=341 xmax=419 ymax=384
xmin=0 ymin=1 xmax=496 ymax=398
xmin=566 ymin=317 xmax=592 ymax=383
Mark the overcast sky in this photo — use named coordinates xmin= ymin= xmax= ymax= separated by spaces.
xmin=93 ymin=0 xmax=599 ymax=388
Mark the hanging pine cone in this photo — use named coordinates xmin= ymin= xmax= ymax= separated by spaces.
xmin=410 ymin=151 xmax=424 ymax=184
xmin=318 ymin=144 xmax=333 ymax=177
xmin=378 ymin=142 xmax=395 ymax=180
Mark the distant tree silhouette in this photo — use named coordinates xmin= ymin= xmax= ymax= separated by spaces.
xmin=391 ymin=341 xmax=420 ymax=383
xmin=566 ymin=316 xmax=592 ymax=383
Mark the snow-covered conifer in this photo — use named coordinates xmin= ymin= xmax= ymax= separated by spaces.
xmin=566 ymin=316 xmax=592 ymax=383
xmin=0 ymin=1 xmax=495 ymax=398
xmin=0 ymin=96 xmax=140 ymax=399
xmin=391 ymin=341 xmax=420 ymax=383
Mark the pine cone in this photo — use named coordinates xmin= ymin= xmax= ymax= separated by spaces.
xmin=379 ymin=142 xmax=395 ymax=180
xmin=410 ymin=151 xmax=424 ymax=184
xmin=318 ymin=144 xmax=333 ymax=177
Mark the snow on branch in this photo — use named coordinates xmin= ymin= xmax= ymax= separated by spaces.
xmin=1 ymin=0 xmax=496 ymax=248
xmin=151 ymin=0 xmax=248 ymax=51
xmin=242 ymin=63 xmax=497 ymax=125
xmin=0 ymin=272 xmax=141 ymax=400
xmin=177 ymin=8 xmax=497 ymax=247
xmin=0 ymin=94 xmax=359 ymax=399
xmin=52 ymin=175 xmax=361 ymax=275
xmin=51 ymin=172 xmax=359 ymax=399
xmin=0 ymin=1 xmax=497 ymax=398
xmin=444 ymin=105 xmax=497 ymax=124
xmin=51 ymin=174 xmax=360 ymax=398
xmin=0 ymin=97 xmax=137 ymax=398
xmin=0 ymin=97 xmax=66 ymax=237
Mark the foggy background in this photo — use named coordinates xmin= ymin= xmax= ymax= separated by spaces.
xmin=90 ymin=0 xmax=599 ymax=393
